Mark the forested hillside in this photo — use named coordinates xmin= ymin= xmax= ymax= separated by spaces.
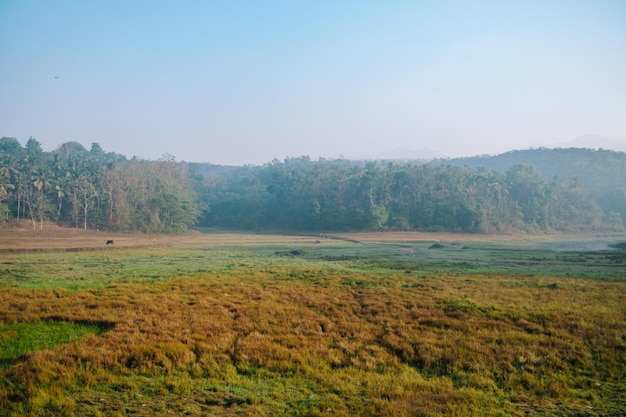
xmin=2 ymin=137 xmax=623 ymax=233
xmin=441 ymin=148 xmax=626 ymax=226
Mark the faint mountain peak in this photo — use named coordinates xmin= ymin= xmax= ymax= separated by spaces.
xmin=555 ymin=135 xmax=626 ymax=152
xmin=355 ymin=147 xmax=447 ymax=161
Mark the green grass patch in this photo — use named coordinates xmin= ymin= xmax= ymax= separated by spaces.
xmin=1 ymin=236 xmax=624 ymax=291
xmin=0 ymin=321 xmax=111 ymax=366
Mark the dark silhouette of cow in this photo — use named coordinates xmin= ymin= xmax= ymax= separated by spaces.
xmin=106 ymin=240 xmax=114 ymax=245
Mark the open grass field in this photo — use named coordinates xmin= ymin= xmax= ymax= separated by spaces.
xmin=0 ymin=222 xmax=625 ymax=416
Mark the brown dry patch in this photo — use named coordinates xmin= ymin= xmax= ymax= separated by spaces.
xmin=0 ymin=221 xmax=326 ymax=252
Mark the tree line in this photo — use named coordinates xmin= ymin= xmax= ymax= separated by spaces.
xmin=1 ymin=137 xmax=617 ymax=233
xmin=195 ymin=156 xmax=607 ymax=233
xmin=0 ymin=137 xmax=199 ymax=233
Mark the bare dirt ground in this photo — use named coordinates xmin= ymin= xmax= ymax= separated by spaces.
xmin=0 ymin=221 xmax=323 ymax=251
xmin=0 ymin=221 xmax=205 ymax=252
xmin=1 ymin=220 xmax=624 ymax=252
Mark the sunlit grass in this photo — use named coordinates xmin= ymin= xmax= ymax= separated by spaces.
xmin=0 ymin=234 xmax=624 ymax=415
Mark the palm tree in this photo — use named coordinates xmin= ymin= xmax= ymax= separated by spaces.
xmin=0 ymin=165 xmax=16 ymax=203
xmin=24 ymin=166 xmax=51 ymax=230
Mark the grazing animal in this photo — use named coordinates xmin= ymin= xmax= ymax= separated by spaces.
xmin=106 ymin=240 xmax=114 ymax=245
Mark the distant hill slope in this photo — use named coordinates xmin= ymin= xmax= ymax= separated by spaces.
xmin=440 ymin=148 xmax=625 ymax=192
xmin=438 ymin=148 xmax=626 ymax=222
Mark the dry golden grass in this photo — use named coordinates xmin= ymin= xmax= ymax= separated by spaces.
xmin=0 ymin=225 xmax=625 ymax=416
xmin=1 ymin=271 xmax=625 ymax=415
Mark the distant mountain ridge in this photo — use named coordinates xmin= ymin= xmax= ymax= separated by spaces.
xmin=349 ymin=136 xmax=626 ymax=163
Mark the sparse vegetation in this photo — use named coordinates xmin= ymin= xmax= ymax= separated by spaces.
xmin=0 ymin=230 xmax=624 ymax=416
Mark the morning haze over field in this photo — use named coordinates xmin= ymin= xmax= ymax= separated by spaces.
xmin=1 ymin=1 xmax=625 ymax=165
xmin=1 ymin=1 xmax=625 ymax=416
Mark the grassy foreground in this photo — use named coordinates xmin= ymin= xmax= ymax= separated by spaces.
xmin=0 ymin=233 xmax=625 ymax=416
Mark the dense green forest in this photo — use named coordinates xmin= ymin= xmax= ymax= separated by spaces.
xmin=1 ymin=137 xmax=623 ymax=233
xmin=194 ymin=156 xmax=609 ymax=232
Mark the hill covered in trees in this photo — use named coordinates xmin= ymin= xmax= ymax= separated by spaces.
xmin=1 ymin=137 xmax=624 ymax=233
xmin=440 ymin=148 xmax=626 ymax=227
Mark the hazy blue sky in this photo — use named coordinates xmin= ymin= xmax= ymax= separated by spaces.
xmin=1 ymin=1 xmax=625 ymax=165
